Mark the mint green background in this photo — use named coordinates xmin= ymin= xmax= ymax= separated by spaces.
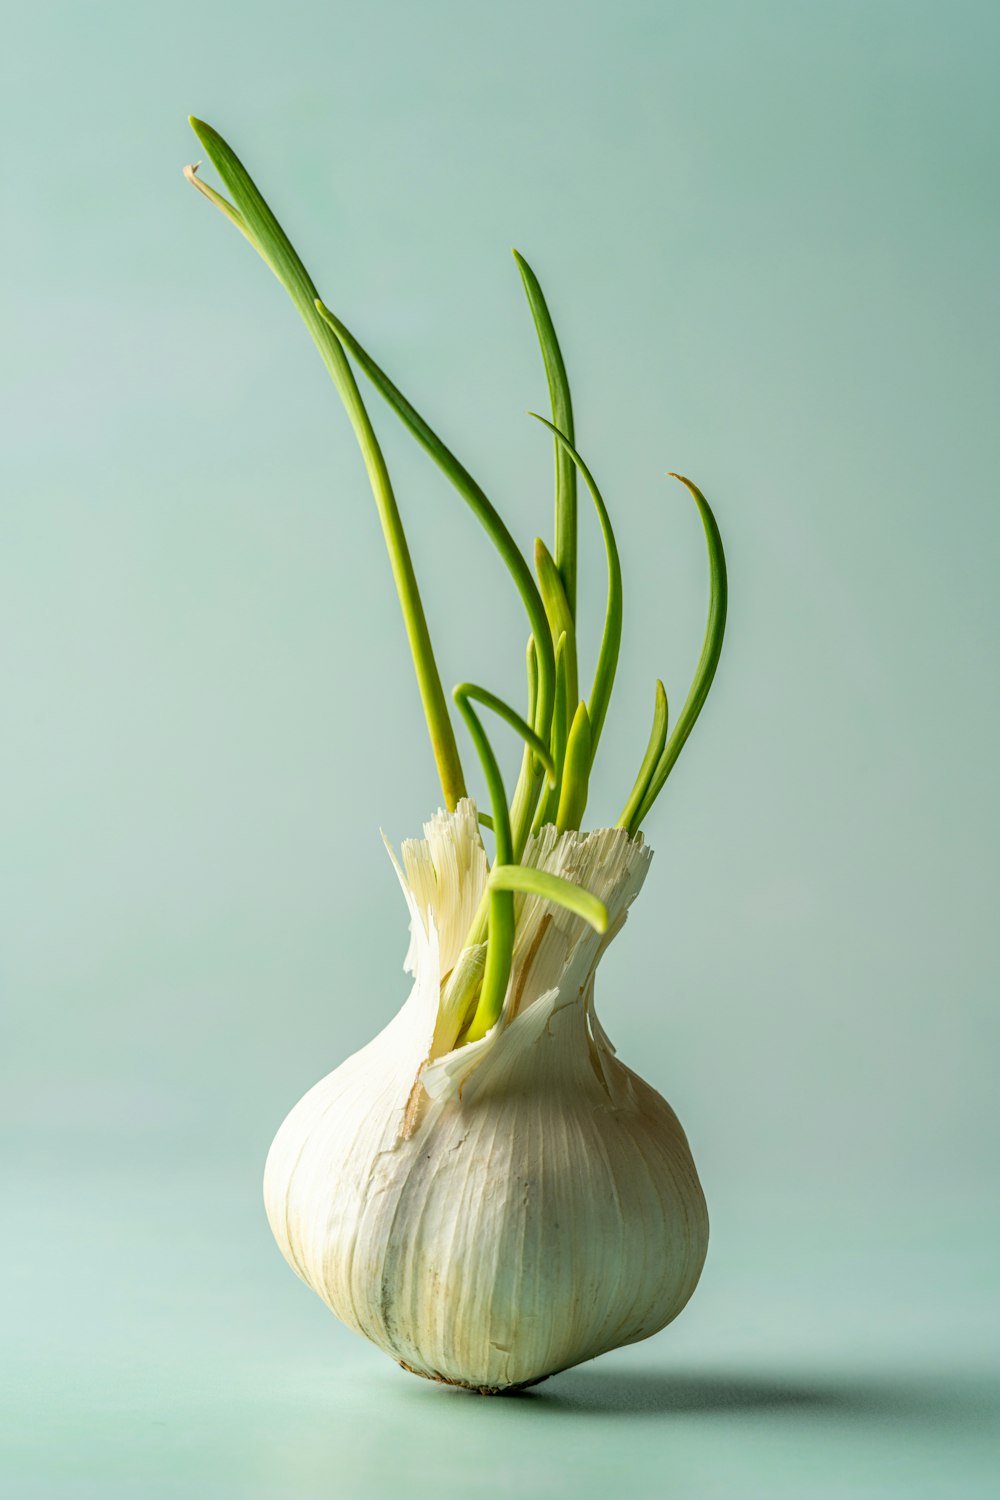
xmin=3 ymin=1 xmax=999 ymax=1495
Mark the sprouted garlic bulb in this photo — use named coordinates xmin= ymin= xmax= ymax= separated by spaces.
xmin=186 ymin=119 xmax=727 ymax=1393
xmin=264 ymin=803 xmax=708 ymax=1391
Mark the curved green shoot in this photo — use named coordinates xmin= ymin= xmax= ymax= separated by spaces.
xmin=452 ymin=690 xmax=515 ymax=1043
xmin=556 ymin=703 xmax=592 ymax=834
xmin=185 ymin=120 xmax=466 ymax=810
xmin=513 ymin=250 xmax=577 ymax=617
xmin=487 ymin=864 xmax=608 ymax=935
xmin=632 ymin=477 xmax=728 ymax=827
xmin=456 ymin=642 xmax=542 ymax=978
xmin=452 ymin=683 xmax=556 ymax=788
xmin=313 ymin=301 xmax=555 ymax=753
xmin=529 ymin=415 xmax=622 ymax=766
xmin=617 ymin=680 xmax=668 ymax=834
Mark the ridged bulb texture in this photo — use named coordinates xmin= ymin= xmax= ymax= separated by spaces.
xmin=264 ymin=800 xmax=708 ymax=1391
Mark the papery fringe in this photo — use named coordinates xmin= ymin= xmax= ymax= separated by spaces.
xmin=381 ymin=802 xmax=654 ymax=1114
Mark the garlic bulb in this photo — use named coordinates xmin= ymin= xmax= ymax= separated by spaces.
xmin=264 ymin=801 xmax=709 ymax=1392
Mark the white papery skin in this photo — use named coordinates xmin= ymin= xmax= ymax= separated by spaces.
xmin=264 ymin=800 xmax=708 ymax=1391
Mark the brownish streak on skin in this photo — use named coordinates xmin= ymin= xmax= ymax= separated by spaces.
xmin=508 ymin=912 xmax=552 ymax=1023
xmin=400 ymin=1060 xmax=429 ymax=1142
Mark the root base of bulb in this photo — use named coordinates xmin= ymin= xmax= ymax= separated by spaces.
xmin=397 ymin=1359 xmax=554 ymax=1397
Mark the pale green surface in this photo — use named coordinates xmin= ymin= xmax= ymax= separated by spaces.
xmin=2 ymin=1 xmax=999 ymax=1496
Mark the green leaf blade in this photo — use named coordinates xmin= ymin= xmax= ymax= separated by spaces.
xmin=529 ymin=415 xmax=623 ymax=766
xmin=488 ymin=863 xmax=608 ymax=935
xmin=186 ymin=119 xmax=466 ymax=810
xmin=617 ymin=680 xmax=669 ymax=834
xmin=634 ymin=476 xmax=728 ymax=827
xmin=513 ymin=250 xmax=577 ymax=616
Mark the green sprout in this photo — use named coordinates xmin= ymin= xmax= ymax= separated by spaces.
xmin=185 ymin=117 xmax=728 ymax=1043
